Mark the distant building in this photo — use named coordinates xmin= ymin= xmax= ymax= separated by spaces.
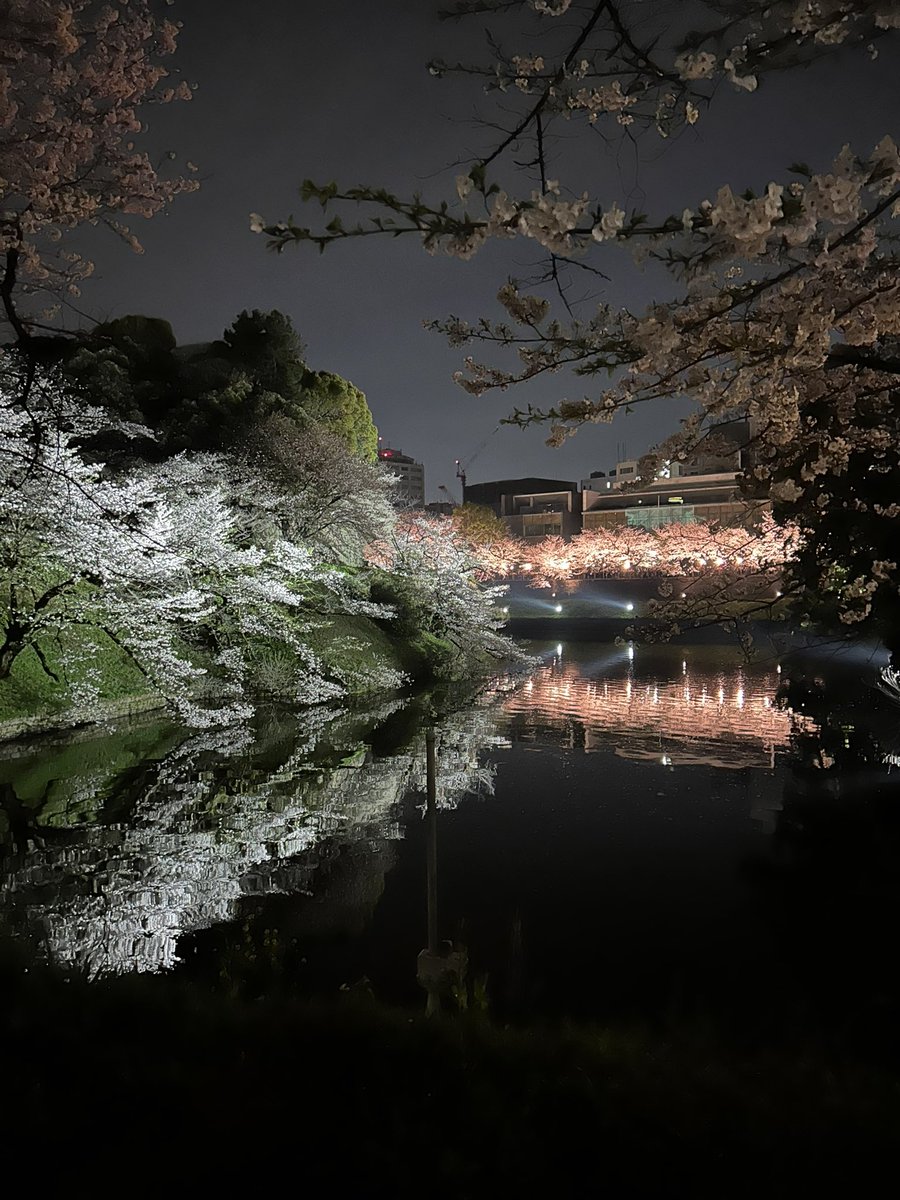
xmin=675 ymin=417 xmax=752 ymax=476
xmin=580 ymin=469 xmax=609 ymax=491
xmin=583 ymin=472 xmax=754 ymax=530
xmin=585 ymin=458 xmax=682 ymax=492
xmin=464 ymin=477 xmax=580 ymax=540
xmin=378 ymin=445 xmax=425 ymax=506
xmin=424 ymin=500 xmax=454 ymax=517
xmin=462 ymin=421 xmax=763 ymax=540
xmin=581 ymin=419 xmax=758 ymax=528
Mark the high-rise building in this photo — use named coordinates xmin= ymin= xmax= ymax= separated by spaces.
xmin=378 ymin=445 xmax=426 ymax=507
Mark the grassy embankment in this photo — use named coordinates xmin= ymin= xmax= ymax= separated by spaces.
xmin=0 ymin=588 xmax=446 ymax=741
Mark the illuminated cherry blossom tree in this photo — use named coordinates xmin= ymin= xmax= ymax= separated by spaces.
xmin=1 ymin=355 xmax=526 ymax=724
xmin=368 ymin=513 xmax=517 ymax=668
xmin=0 ymin=364 xmax=399 ymax=725
xmin=473 ymin=517 xmax=795 ymax=583
xmin=0 ymin=0 xmax=197 ymax=343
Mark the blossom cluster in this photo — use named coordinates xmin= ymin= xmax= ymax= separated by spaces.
xmin=0 ymin=0 xmax=197 ymax=331
xmin=366 ymin=513 xmax=525 ymax=669
xmin=468 ymin=517 xmax=796 ymax=587
xmin=0 ymin=374 xmax=369 ymax=725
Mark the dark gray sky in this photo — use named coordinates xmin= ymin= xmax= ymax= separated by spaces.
xmin=76 ymin=0 xmax=900 ymax=499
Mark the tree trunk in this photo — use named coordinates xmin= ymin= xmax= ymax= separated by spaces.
xmin=1 ymin=246 xmax=32 ymax=347
xmin=0 ymin=637 xmax=25 ymax=681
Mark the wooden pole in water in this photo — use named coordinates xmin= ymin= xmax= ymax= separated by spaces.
xmin=425 ymin=728 xmax=438 ymax=955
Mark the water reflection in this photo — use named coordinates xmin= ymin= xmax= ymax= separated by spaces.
xmin=1 ymin=641 xmax=896 ymax=1007
xmin=416 ymin=727 xmax=469 ymax=1015
xmin=0 ymin=699 xmax=501 ymax=978
xmin=502 ymin=643 xmax=815 ymax=769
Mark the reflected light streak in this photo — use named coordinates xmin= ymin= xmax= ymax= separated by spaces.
xmin=503 ymin=663 xmax=815 ymax=768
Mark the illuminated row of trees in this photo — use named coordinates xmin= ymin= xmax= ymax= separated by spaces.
xmin=467 ymin=517 xmax=796 ymax=586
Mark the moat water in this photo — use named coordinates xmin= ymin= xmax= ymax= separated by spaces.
xmin=2 ymin=639 xmax=898 ymax=1049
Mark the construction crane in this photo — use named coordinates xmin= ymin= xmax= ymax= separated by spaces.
xmin=454 ymin=457 xmax=467 ymax=499
xmin=453 ymin=424 xmax=501 ymax=503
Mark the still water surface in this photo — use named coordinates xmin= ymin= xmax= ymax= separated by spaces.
xmin=2 ymin=640 xmax=898 ymax=1043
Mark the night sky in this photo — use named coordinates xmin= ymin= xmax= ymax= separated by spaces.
xmin=74 ymin=0 xmax=900 ymax=498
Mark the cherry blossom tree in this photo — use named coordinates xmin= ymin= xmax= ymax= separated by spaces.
xmin=1 ymin=356 xmax=526 ymax=727
xmin=1 ymin=366 xmax=222 ymax=715
xmin=0 ymin=363 xmax=399 ymax=726
xmin=528 ymin=533 xmax=571 ymax=587
xmin=0 ymin=0 xmax=197 ymax=344
xmin=260 ymin=0 xmax=900 ymax=650
xmin=471 ymin=518 xmax=794 ymax=582
xmin=368 ymin=513 xmax=519 ymax=669
xmin=475 ymin=533 xmax=526 ymax=580
xmin=244 ymin=412 xmax=397 ymax=566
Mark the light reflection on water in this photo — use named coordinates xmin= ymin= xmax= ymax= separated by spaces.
xmin=0 ymin=641 xmax=885 ymax=998
xmin=501 ymin=643 xmax=816 ymax=770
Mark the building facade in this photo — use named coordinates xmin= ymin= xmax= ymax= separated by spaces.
xmin=378 ymin=445 xmax=425 ymax=507
xmin=583 ymin=472 xmax=751 ymax=530
xmin=467 ymin=417 xmax=763 ymax=540
xmin=463 ymin=477 xmax=581 ymax=541
xmin=467 ymin=469 xmax=764 ymax=540
xmin=581 ymin=420 xmax=759 ymax=529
